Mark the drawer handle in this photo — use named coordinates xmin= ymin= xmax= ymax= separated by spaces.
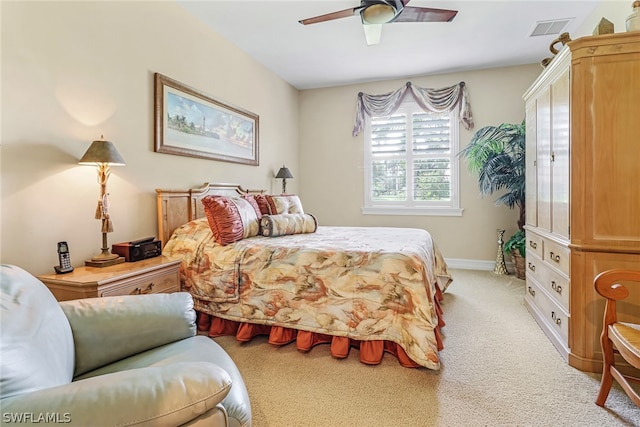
xmin=551 ymin=311 xmax=562 ymax=326
xmin=528 ymin=262 xmax=536 ymax=272
xmin=549 ymin=252 xmax=561 ymax=263
xmin=551 ymin=281 xmax=563 ymax=295
xmin=131 ymin=283 xmax=155 ymax=295
xmin=529 ymin=241 xmax=537 ymax=249
xmin=141 ymin=283 xmax=155 ymax=294
xmin=528 ymin=286 xmax=536 ymax=297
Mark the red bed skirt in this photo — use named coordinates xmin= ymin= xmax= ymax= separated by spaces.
xmin=198 ymin=286 xmax=445 ymax=368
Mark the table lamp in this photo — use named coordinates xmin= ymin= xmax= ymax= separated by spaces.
xmin=276 ymin=165 xmax=293 ymax=194
xmin=79 ymin=136 xmax=126 ymax=267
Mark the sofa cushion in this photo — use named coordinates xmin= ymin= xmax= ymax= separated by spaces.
xmin=0 ymin=265 xmax=75 ymax=398
xmin=0 ymin=362 xmax=231 ymax=427
xmin=76 ymin=335 xmax=252 ymax=427
xmin=61 ymin=292 xmax=197 ymax=377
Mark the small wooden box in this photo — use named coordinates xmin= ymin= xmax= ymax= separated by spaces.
xmin=593 ymin=18 xmax=614 ymax=35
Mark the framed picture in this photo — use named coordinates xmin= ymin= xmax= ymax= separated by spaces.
xmin=154 ymin=73 xmax=259 ymax=165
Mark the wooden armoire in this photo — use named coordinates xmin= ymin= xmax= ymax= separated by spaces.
xmin=523 ymin=32 xmax=640 ymax=373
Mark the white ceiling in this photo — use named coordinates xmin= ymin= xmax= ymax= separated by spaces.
xmin=178 ymin=1 xmax=602 ymax=90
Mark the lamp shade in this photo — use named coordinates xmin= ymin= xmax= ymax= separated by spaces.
xmin=361 ymin=2 xmax=397 ymax=24
xmin=79 ymin=139 xmax=125 ymax=165
xmin=276 ymin=166 xmax=293 ymax=179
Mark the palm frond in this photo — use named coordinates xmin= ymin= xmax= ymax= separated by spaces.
xmin=458 ymin=120 xmax=526 ymax=229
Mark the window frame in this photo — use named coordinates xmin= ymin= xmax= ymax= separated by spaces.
xmin=362 ymin=99 xmax=463 ymax=216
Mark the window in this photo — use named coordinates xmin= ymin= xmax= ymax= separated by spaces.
xmin=363 ymin=100 xmax=463 ymax=216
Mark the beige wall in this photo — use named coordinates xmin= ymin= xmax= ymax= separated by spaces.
xmin=298 ymin=65 xmax=541 ymax=265
xmin=1 ymin=1 xmax=632 ymax=274
xmin=297 ymin=0 xmax=634 ymax=266
xmin=1 ymin=1 xmax=299 ymax=274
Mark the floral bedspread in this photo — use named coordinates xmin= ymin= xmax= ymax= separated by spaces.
xmin=163 ymin=218 xmax=452 ymax=369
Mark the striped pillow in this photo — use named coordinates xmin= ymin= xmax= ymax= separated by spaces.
xmin=260 ymin=213 xmax=317 ymax=237
xmin=202 ymin=196 xmax=259 ymax=245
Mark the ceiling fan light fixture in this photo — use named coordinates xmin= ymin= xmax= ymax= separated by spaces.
xmin=361 ymin=3 xmax=397 ymax=24
xmin=363 ymin=23 xmax=383 ymax=45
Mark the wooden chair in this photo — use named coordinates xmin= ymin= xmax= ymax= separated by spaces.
xmin=594 ymin=269 xmax=640 ymax=408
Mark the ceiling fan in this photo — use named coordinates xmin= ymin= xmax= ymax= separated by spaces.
xmin=298 ymin=0 xmax=458 ymax=46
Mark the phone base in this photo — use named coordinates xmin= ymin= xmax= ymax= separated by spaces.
xmin=85 ymin=256 xmax=125 ymax=268
xmin=54 ymin=266 xmax=74 ymax=274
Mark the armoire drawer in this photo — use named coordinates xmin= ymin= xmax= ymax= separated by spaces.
xmin=542 ymin=267 xmax=569 ymax=311
xmin=526 ymin=232 xmax=544 ymax=259
xmin=525 ymin=251 xmax=544 ymax=284
xmin=526 ymin=256 xmax=570 ymax=312
xmin=543 ymin=239 xmax=570 ymax=276
xmin=525 ymin=279 xmax=569 ymax=345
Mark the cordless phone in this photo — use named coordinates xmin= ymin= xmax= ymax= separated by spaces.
xmin=54 ymin=241 xmax=74 ymax=274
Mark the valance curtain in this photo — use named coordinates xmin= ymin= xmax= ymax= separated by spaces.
xmin=352 ymin=81 xmax=474 ymax=136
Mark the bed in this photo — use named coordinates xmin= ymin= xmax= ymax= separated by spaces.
xmin=156 ymin=183 xmax=452 ymax=369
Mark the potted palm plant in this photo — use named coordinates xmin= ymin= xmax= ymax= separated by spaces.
xmin=458 ymin=121 xmax=526 ymax=279
xmin=504 ymin=229 xmax=526 ymax=279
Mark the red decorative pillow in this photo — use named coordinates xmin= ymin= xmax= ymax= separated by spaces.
xmin=253 ymin=194 xmax=271 ymax=216
xmin=202 ymin=196 xmax=259 ymax=245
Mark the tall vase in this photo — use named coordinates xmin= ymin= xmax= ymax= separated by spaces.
xmin=627 ymin=1 xmax=640 ymax=32
xmin=493 ymin=229 xmax=509 ymax=275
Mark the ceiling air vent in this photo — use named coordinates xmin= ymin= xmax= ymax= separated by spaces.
xmin=530 ymin=18 xmax=573 ymax=37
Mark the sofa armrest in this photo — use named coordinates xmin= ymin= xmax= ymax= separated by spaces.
xmin=1 ymin=362 xmax=231 ymax=427
xmin=60 ymin=292 xmax=197 ymax=377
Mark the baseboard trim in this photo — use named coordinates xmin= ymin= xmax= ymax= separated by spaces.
xmin=445 ymin=258 xmax=514 ymax=272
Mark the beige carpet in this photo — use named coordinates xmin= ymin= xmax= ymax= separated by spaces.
xmin=214 ymin=269 xmax=639 ymax=426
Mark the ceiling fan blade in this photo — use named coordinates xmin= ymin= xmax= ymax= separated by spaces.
xmin=363 ymin=24 xmax=383 ymax=45
xmin=393 ymin=6 xmax=458 ymax=23
xmin=299 ymin=7 xmax=360 ymax=25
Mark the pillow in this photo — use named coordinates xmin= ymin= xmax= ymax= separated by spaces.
xmin=201 ymin=196 xmax=259 ymax=245
xmin=253 ymin=194 xmax=271 ymax=216
xmin=265 ymin=195 xmax=304 ymax=215
xmin=260 ymin=213 xmax=318 ymax=237
xmin=241 ymin=194 xmax=263 ymax=219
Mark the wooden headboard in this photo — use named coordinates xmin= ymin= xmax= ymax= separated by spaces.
xmin=155 ymin=182 xmax=264 ymax=247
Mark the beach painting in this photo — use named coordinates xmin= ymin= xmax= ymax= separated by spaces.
xmin=154 ymin=73 xmax=259 ymax=165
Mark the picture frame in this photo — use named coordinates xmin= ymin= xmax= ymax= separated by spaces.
xmin=154 ymin=73 xmax=259 ymax=165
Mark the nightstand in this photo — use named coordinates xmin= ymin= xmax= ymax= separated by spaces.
xmin=38 ymin=256 xmax=181 ymax=301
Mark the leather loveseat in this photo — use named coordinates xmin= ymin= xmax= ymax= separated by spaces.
xmin=0 ymin=264 xmax=251 ymax=426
